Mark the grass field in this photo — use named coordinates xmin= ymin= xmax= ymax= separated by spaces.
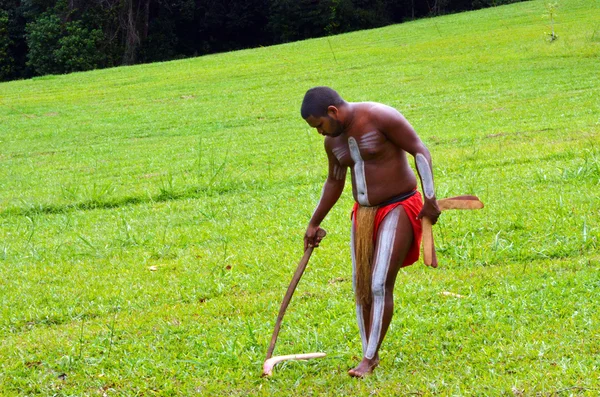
xmin=1 ymin=0 xmax=599 ymax=395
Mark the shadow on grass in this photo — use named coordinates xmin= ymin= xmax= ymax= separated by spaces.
xmin=1 ymin=177 xmax=310 ymax=218
xmin=1 ymin=182 xmax=256 ymax=218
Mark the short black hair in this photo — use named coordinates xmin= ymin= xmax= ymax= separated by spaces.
xmin=300 ymin=86 xmax=345 ymax=119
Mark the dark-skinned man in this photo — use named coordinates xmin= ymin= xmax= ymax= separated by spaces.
xmin=301 ymin=86 xmax=441 ymax=377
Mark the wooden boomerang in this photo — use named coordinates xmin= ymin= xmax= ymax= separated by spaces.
xmin=422 ymin=196 xmax=484 ymax=268
xmin=262 ymin=228 xmax=327 ymax=377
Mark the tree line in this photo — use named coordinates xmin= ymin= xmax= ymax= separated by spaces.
xmin=0 ymin=0 xmax=523 ymax=82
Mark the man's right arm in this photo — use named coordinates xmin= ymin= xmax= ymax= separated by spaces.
xmin=304 ymin=141 xmax=347 ymax=250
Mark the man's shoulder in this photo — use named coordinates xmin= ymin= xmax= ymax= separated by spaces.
xmin=323 ymin=135 xmax=341 ymax=150
xmin=355 ymin=101 xmax=397 ymax=110
xmin=357 ymin=102 xmax=403 ymax=126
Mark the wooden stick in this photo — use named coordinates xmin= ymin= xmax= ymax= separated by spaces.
xmin=438 ymin=196 xmax=484 ymax=211
xmin=422 ymin=216 xmax=438 ymax=268
xmin=423 ymin=196 xmax=483 ymax=267
xmin=263 ymin=229 xmax=327 ymax=375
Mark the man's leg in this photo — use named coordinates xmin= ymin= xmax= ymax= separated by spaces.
xmin=349 ymin=206 xmax=413 ymax=377
xmin=351 ymin=219 xmax=369 ymax=356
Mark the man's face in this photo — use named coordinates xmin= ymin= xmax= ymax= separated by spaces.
xmin=305 ymin=115 xmax=343 ymax=137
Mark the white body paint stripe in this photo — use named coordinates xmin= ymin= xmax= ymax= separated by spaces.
xmin=365 ymin=208 xmax=400 ymax=359
xmin=332 ymin=147 xmax=349 ymax=162
xmin=348 ymin=137 xmax=370 ymax=206
xmin=356 ymin=304 xmax=367 ymax=356
xmin=361 ymin=131 xmax=379 ymax=140
xmin=358 ymin=131 xmax=379 ymax=150
xmin=351 ymin=221 xmax=368 ymax=355
xmin=416 ymin=153 xmax=434 ymax=199
xmin=333 ymin=164 xmax=345 ymax=181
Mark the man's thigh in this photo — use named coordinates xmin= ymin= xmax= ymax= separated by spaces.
xmin=372 ymin=206 xmax=414 ymax=287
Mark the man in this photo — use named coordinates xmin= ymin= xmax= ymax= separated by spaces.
xmin=301 ymin=86 xmax=441 ymax=377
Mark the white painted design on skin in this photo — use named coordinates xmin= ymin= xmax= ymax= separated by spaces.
xmin=365 ymin=208 xmax=400 ymax=359
xmin=358 ymin=131 xmax=380 ymax=151
xmin=348 ymin=137 xmax=370 ymax=206
xmin=351 ymin=221 xmax=368 ymax=355
xmin=332 ymin=147 xmax=349 ymax=162
xmin=416 ymin=153 xmax=435 ymax=199
xmin=356 ymin=304 xmax=367 ymax=356
xmin=333 ymin=164 xmax=346 ymax=181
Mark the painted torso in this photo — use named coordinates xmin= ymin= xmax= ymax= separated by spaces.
xmin=326 ymin=103 xmax=417 ymax=206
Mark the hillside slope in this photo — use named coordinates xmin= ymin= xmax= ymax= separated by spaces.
xmin=0 ymin=0 xmax=598 ymax=395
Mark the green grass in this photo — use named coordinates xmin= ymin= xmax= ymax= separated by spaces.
xmin=1 ymin=0 xmax=599 ymax=395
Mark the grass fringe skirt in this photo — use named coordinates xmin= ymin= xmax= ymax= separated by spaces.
xmin=354 ymin=205 xmax=378 ymax=306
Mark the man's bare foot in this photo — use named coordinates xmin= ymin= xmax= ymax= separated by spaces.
xmin=348 ymin=356 xmax=380 ymax=378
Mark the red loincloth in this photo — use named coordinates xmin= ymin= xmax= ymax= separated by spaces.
xmin=352 ymin=190 xmax=423 ymax=268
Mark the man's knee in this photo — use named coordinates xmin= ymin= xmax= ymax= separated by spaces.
xmin=372 ymin=279 xmax=385 ymax=297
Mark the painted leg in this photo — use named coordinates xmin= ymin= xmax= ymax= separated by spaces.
xmin=349 ymin=206 xmax=413 ymax=378
xmin=351 ymin=218 xmax=369 ymax=356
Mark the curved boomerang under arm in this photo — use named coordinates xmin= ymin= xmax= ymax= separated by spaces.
xmin=423 ymin=196 xmax=484 ymax=268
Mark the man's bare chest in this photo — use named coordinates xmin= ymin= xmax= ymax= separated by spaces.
xmin=331 ymin=130 xmax=388 ymax=167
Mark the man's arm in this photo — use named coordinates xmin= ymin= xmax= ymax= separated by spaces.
xmin=305 ymin=140 xmax=347 ymax=250
xmin=376 ymin=106 xmax=441 ymax=224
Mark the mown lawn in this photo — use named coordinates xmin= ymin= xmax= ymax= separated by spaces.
xmin=0 ymin=0 xmax=599 ymax=395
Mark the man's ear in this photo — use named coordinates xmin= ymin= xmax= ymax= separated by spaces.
xmin=327 ymin=105 xmax=339 ymax=120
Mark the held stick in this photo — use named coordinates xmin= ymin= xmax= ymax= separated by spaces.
xmin=262 ymin=228 xmax=327 ymax=376
xmin=423 ymin=196 xmax=484 ymax=268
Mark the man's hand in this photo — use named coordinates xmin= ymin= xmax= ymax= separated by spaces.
xmin=304 ymin=224 xmax=325 ymax=251
xmin=417 ymin=199 xmax=441 ymax=225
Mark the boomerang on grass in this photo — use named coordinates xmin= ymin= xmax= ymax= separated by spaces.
xmin=422 ymin=196 xmax=484 ymax=268
xmin=262 ymin=228 xmax=327 ymax=377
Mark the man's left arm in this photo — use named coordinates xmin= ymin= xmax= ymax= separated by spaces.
xmin=377 ymin=106 xmax=441 ymax=224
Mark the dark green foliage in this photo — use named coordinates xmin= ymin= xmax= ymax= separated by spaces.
xmin=0 ymin=9 xmax=13 ymax=79
xmin=267 ymin=0 xmax=391 ymax=43
xmin=139 ymin=16 xmax=178 ymax=62
xmin=344 ymin=0 xmax=391 ymax=30
xmin=194 ymin=0 xmax=270 ymax=53
xmin=25 ymin=11 xmax=63 ymax=75
xmin=472 ymin=0 xmax=524 ymax=9
xmin=54 ymin=22 xmax=103 ymax=73
xmin=1 ymin=0 xmax=529 ymax=81
xmin=268 ymin=0 xmax=327 ymax=43
xmin=26 ymin=11 xmax=103 ymax=75
xmin=0 ymin=0 xmax=28 ymax=80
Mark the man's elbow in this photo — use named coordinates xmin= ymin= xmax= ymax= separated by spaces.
xmin=412 ymin=144 xmax=431 ymax=159
xmin=325 ymin=178 xmax=345 ymax=191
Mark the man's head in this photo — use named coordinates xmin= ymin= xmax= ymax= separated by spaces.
xmin=301 ymin=86 xmax=347 ymax=137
